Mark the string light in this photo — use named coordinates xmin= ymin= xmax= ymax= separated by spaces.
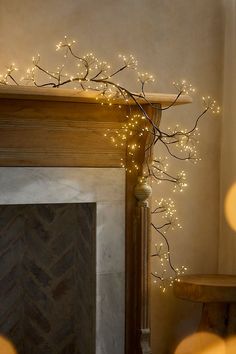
xmin=118 ymin=54 xmax=138 ymax=69
xmin=202 ymin=96 xmax=220 ymax=114
xmin=151 ymin=198 xmax=187 ymax=290
xmin=104 ymin=114 xmax=147 ymax=172
xmin=0 ymin=36 xmax=221 ymax=291
xmin=138 ymin=72 xmax=155 ymax=84
xmin=173 ymin=79 xmax=196 ymax=95
xmin=0 ymin=63 xmax=18 ymax=85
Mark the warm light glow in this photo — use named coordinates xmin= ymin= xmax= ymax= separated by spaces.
xmin=175 ymin=334 xmax=236 ymax=354
xmin=0 ymin=336 xmax=17 ymax=354
xmin=174 ymin=332 xmax=225 ymax=354
xmin=225 ymin=183 xmax=236 ymax=232
xmin=226 ymin=336 xmax=236 ymax=354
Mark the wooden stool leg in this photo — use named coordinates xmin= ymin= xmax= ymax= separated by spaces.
xmin=198 ymin=303 xmax=228 ymax=336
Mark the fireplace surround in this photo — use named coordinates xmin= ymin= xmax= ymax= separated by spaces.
xmin=0 ymin=86 xmax=191 ymax=354
xmin=0 ymin=167 xmax=125 ymax=354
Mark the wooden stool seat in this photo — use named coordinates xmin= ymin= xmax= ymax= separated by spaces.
xmin=174 ymin=274 xmax=236 ymax=336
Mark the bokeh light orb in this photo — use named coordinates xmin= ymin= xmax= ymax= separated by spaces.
xmin=225 ymin=336 xmax=236 ymax=354
xmin=175 ymin=332 xmax=225 ymax=354
xmin=225 ymin=183 xmax=236 ymax=232
xmin=0 ymin=336 xmax=17 ymax=354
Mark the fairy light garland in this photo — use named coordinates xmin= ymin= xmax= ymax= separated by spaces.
xmin=0 ymin=36 xmax=220 ymax=292
xmin=151 ymin=198 xmax=186 ymax=292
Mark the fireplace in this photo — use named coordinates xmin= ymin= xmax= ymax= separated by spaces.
xmin=0 ymin=167 xmax=125 ymax=354
xmin=0 ymin=86 xmax=190 ymax=354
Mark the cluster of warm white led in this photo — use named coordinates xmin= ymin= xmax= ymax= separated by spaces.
xmin=0 ymin=37 xmax=221 ymax=292
xmin=147 ymin=156 xmax=169 ymax=181
xmin=152 ymin=255 xmax=188 ymax=293
xmin=138 ymin=72 xmax=155 ymax=84
xmin=151 ymin=198 xmax=187 ymax=292
xmin=104 ymin=114 xmax=149 ymax=172
xmin=119 ymin=54 xmax=138 ymax=70
xmin=146 ymin=156 xmax=188 ymax=193
xmin=164 ymin=125 xmax=201 ymax=164
xmin=202 ymin=96 xmax=220 ymax=114
xmin=178 ymin=130 xmax=201 ymax=163
xmin=153 ymin=198 xmax=176 ymax=217
xmin=173 ymin=171 xmax=187 ymax=193
xmin=173 ymin=80 xmax=196 ymax=95
xmin=0 ymin=63 xmax=18 ymax=85
xmin=152 ymin=198 xmax=182 ymax=231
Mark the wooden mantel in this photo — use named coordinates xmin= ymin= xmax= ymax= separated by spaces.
xmin=0 ymin=86 xmax=191 ymax=354
xmin=0 ymin=85 xmax=192 ymax=105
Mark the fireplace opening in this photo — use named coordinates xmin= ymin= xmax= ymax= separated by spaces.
xmin=0 ymin=202 xmax=96 ymax=354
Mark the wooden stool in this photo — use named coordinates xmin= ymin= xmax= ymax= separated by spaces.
xmin=174 ymin=274 xmax=236 ymax=337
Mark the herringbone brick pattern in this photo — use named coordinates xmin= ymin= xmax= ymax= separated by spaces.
xmin=0 ymin=203 xmax=96 ymax=354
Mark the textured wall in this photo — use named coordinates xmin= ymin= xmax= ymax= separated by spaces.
xmin=219 ymin=0 xmax=236 ymax=274
xmin=0 ymin=1 xmax=223 ymax=353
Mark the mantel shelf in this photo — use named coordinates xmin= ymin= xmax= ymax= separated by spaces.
xmin=0 ymin=85 xmax=192 ymax=106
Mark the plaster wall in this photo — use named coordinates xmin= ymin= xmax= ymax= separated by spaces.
xmin=219 ymin=1 xmax=236 ymax=274
xmin=0 ymin=1 xmax=223 ymax=353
